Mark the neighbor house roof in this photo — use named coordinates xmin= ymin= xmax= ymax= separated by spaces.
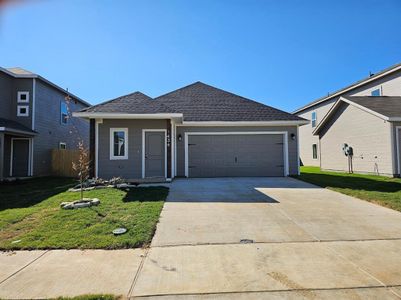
xmin=313 ymin=96 xmax=401 ymax=135
xmin=75 ymin=81 xmax=307 ymax=124
xmin=0 ymin=67 xmax=90 ymax=107
xmin=0 ymin=118 xmax=37 ymax=136
xmin=293 ymin=61 xmax=401 ymax=114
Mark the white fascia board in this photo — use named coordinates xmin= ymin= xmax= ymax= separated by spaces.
xmin=312 ymin=96 xmax=390 ymax=135
xmin=339 ymin=97 xmax=389 ymax=121
xmin=0 ymin=127 xmax=37 ymax=136
xmin=293 ymin=64 xmax=401 ymax=114
xmin=72 ymin=112 xmax=183 ymax=119
xmin=0 ymin=68 xmax=90 ymax=107
xmin=179 ymin=120 xmax=309 ymax=126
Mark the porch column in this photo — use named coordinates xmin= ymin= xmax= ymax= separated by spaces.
xmin=89 ymin=119 xmax=96 ymax=178
xmin=0 ymin=133 xmax=4 ymax=180
xmin=166 ymin=119 xmax=172 ymax=179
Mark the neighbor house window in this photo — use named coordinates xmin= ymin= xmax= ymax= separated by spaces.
xmin=371 ymin=88 xmax=381 ymax=96
xmin=311 ymin=111 xmax=317 ymax=127
xmin=17 ymin=91 xmax=29 ymax=103
xmin=59 ymin=142 xmax=67 ymax=150
xmin=60 ymin=101 xmax=68 ymax=124
xmin=312 ymin=144 xmax=318 ymax=159
xmin=17 ymin=105 xmax=29 ymax=117
xmin=110 ymin=128 xmax=128 ymax=160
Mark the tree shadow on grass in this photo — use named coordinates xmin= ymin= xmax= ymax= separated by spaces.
xmin=295 ymin=173 xmax=401 ymax=193
xmin=121 ymin=187 xmax=169 ymax=203
xmin=0 ymin=177 xmax=75 ymax=211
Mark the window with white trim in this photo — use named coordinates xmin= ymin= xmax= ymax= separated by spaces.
xmin=61 ymin=101 xmax=68 ymax=124
xmin=311 ymin=111 xmax=317 ymax=127
xmin=371 ymin=88 xmax=381 ymax=96
xmin=59 ymin=142 xmax=67 ymax=150
xmin=110 ymin=128 xmax=128 ymax=160
xmin=312 ymin=144 xmax=318 ymax=159
xmin=17 ymin=105 xmax=29 ymax=117
xmin=17 ymin=91 xmax=29 ymax=103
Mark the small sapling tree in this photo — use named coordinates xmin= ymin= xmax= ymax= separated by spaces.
xmin=72 ymin=140 xmax=90 ymax=201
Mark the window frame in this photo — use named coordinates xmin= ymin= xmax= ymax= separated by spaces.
xmin=371 ymin=88 xmax=381 ymax=96
xmin=17 ymin=91 xmax=29 ymax=103
xmin=312 ymin=143 xmax=318 ymax=159
xmin=311 ymin=111 xmax=317 ymax=127
xmin=17 ymin=105 xmax=29 ymax=117
xmin=60 ymin=101 xmax=69 ymax=125
xmin=59 ymin=142 xmax=67 ymax=150
xmin=110 ymin=128 xmax=128 ymax=160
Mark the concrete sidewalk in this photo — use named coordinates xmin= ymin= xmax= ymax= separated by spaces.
xmin=0 ymin=249 xmax=144 ymax=299
xmin=1 ymin=241 xmax=401 ymax=299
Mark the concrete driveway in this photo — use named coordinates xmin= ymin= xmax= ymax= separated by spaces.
xmin=133 ymin=177 xmax=401 ymax=298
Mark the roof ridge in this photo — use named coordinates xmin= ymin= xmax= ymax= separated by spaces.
xmin=165 ymin=81 xmax=298 ymax=118
xmin=293 ymin=61 xmax=401 ymax=114
xmin=80 ymin=91 xmax=153 ymax=112
xmin=154 ymin=81 xmax=203 ymax=100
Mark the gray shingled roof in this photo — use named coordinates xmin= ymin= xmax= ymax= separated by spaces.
xmin=156 ymin=82 xmax=303 ymax=121
xmin=344 ymin=96 xmax=401 ymax=118
xmin=82 ymin=82 xmax=304 ymax=122
xmin=0 ymin=118 xmax=36 ymax=134
xmin=81 ymin=91 xmax=174 ymax=114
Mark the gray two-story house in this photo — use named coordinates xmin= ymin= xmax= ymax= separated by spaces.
xmin=0 ymin=67 xmax=90 ymax=180
xmin=294 ymin=62 xmax=401 ymax=176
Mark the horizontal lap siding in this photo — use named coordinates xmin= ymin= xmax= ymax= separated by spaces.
xmin=34 ymin=80 xmax=89 ymax=176
xmin=297 ymin=69 xmax=401 ymax=169
xmin=176 ymin=126 xmax=298 ymax=177
xmin=97 ymin=119 xmax=167 ymax=179
xmin=319 ymin=103 xmax=393 ymax=175
xmin=297 ymin=99 xmax=336 ymax=167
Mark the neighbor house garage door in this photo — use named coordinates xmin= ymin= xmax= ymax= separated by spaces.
xmin=187 ymin=134 xmax=285 ymax=177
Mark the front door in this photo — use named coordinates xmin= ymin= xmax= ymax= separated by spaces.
xmin=144 ymin=131 xmax=165 ymax=178
xmin=12 ymin=139 xmax=30 ymax=177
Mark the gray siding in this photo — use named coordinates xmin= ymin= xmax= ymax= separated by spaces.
xmin=319 ymin=103 xmax=393 ymax=175
xmin=97 ymin=119 xmax=168 ymax=179
xmin=0 ymin=72 xmax=13 ymax=119
xmin=297 ymin=69 xmax=401 ymax=168
xmin=0 ymin=73 xmax=33 ymax=128
xmin=33 ymin=80 xmax=89 ymax=176
xmin=176 ymin=126 xmax=299 ymax=176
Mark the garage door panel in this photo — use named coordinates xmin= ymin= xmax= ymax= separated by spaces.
xmin=188 ymin=134 xmax=284 ymax=177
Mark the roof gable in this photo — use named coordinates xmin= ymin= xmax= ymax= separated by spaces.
xmin=313 ymin=96 xmax=401 ymax=135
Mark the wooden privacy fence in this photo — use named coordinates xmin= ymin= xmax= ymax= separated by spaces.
xmin=51 ymin=149 xmax=80 ymax=177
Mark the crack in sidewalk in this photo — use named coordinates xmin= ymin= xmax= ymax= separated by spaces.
xmin=0 ymin=250 xmax=50 ymax=286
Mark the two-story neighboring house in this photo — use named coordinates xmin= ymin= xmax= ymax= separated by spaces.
xmin=0 ymin=67 xmax=90 ymax=180
xmin=294 ymin=62 xmax=401 ymax=176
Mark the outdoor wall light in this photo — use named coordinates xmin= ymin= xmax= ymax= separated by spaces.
xmin=178 ymin=134 xmax=182 ymax=142
xmin=291 ymin=133 xmax=296 ymax=140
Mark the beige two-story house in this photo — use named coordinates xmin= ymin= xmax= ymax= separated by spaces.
xmin=294 ymin=62 xmax=401 ymax=176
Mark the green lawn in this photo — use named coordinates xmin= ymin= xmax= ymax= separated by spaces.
xmin=295 ymin=166 xmax=401 ymax=212
xmin=0 ymin=177 xmax=168 ymax=250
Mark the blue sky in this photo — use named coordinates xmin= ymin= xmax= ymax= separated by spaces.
xmin=0 ymin=0 xmax=400 ymax=112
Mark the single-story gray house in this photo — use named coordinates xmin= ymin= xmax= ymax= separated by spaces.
xmin=74 ymin=82 xmax=308 ymax=181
